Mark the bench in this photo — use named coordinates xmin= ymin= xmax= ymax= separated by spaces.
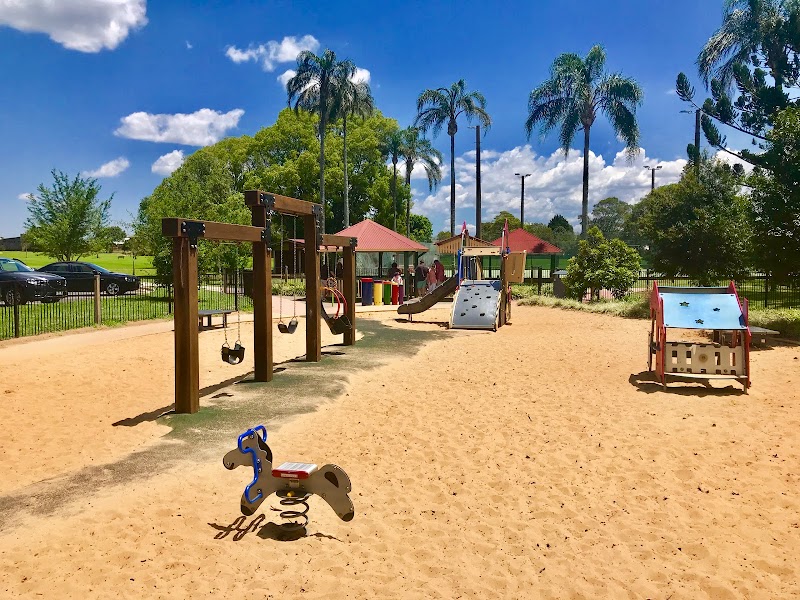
xmin=718 ymin=326 xmax=781 ymax=346
xmin=198 ymin=309 xmax=233 ymax=329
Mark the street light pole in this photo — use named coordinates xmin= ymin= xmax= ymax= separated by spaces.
xmin=514 ymin=173 xmax=531 ymax=226
xmin=644 ymin=165 xmax=662 ymax=191
xmin=469 ymin=125 xmax=482 ymax=239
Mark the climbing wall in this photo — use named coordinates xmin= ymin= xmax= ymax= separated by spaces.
xmin=450 ymin=280 xmax=501 ymax=331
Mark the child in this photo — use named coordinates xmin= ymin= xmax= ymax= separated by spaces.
xmin=426 ymin=261 xmax=438 ymax=293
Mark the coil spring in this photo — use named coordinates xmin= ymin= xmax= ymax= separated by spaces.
xmin=276 ymin=490 xmax=311 ymax=530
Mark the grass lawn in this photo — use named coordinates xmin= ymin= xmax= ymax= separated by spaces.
xmin=0 ymin=251 xmax=155 ymax=275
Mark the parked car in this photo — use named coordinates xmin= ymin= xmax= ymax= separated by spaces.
xmin=38 ymin=262 xmax=140 ymax=296
xmin=0 ymin=257 xmax=67 ymax=305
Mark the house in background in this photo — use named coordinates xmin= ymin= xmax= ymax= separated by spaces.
xmin=0 ymin=237 xmax=22 ymax=251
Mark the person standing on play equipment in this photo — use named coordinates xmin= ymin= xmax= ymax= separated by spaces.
xmin=415 ymin=260 xmax=428 ymax=297
xmin=426 ymin=261 xmax=438 ymax=293
xmin=433 ymin=259 xmax=445 ymax=284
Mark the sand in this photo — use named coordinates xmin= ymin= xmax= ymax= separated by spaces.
xmin=0 ymin=305 xmax=798 ymax=599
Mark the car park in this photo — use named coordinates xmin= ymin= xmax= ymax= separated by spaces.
xmin=0 ymin=257 xmax=67 ymax=305
xmin=38 ymin=262 xmax=140 ymax=295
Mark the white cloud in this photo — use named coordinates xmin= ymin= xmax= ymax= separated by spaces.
xmin=185 ymin=40 xmax=192 ymax=49
xmin=714 ymin=148 xmax=754 ymax=174
xmin=414 ymin=145 xmax=687 ymax=231
xmin=114 ymin=108 xmax=245 ymax=146
xmin=82 ymin=157 xmax=130 ymax=178
xmin=0 ymin=0 xmax=147 ymax=52
xmin=277 ymin=69 xmax=296 ymax=87
xmin=17 ymin=193 xmax=31 ymax=201
xmin=352 ymin=67 xmax=370 ymax=84
xmin=151 ymin=150 xmax=185 ymax=176
xmin=225 ymin=34 xmax=319 ymax=71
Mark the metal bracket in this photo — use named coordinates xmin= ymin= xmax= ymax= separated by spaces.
xmin=181 ymin=220 xmax=206 ymax=249
xmin=258 ymin=192 xmax=276 ymax=211
xmin=312 ymin=205 xmax=324 ymax=249
xmin=261 ymin=217 xmax=272 ymax=245
xmin=349 ymin=237 xmax=358 ymax=250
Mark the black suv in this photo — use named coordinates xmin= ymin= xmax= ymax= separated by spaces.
xmin=39 ymin=262 xmax=140 ymax=295
xmin=0 ymin=258 xmax=67 ymax=305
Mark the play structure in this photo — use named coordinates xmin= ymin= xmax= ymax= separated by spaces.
xmin=162 ymin=190 xmax=358 ymax=414
xmin=648 ymin=282 xmax=751 ymax=392
xmin=223 ymin=426 xmax=354 ymax=530
xmin=399 ymin=224 xmax=525 ymax=331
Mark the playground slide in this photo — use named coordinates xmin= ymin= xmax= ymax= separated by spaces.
xmin=397 ymin=275 xmax=459 ymax=315
xmin=449 ymin=280 xmax=502 ymax=331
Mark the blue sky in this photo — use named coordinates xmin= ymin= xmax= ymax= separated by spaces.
xmin=0 ymin=0 xmax=739 ymax=238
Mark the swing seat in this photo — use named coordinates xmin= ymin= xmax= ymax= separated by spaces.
xmin=222 ymin=342 xmax=246 ymax=365
xmin=328 ymin=315 xmax=352 ymax=335
xmin=278 ymin=317 xmax=299 ymax=334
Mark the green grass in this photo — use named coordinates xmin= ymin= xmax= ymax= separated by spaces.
xmin=0 ymin=251 xmax=155 ymax=275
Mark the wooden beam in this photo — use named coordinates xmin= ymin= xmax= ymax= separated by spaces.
xmin=343 ymin=245 xmax=356 ymax=346
xmin=461 ymin=247 xmax=502 ymax=257
xmin=244 ymin=190 xmax=319 ymax=217
xmin=251 ymin=204 xmax=273 ymax=381
xmin=304 ymin=213 xmax=322 ymax=362
xmin=172 ymin=237 xmax=199 ymax=413
xmin=162 ymin=218 xmax=265 ymax=243
xmin=321 ymin=234 xmax=356 ymax=248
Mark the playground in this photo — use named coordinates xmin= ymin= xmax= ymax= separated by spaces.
xmin=0 ymin=302 xmax=798 ymax=598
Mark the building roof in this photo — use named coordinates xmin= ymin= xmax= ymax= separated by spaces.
xmin=434 ymin=234 xmax=494 ymax=255
xmin=335 ymin=219 xmax=428 ymax=252
xmin=491 ymin=228 xmax=562 ymax=254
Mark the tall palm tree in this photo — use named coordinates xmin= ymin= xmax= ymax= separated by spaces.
xmin=382 ymin=128 xmax=405 ymax=231
xmin=286 ymin=49 xmax=355 ymax=232
xmin=402 ymin=127 xmax=443 ymax=238
xmin=525 ymin=45 xmax=643 ymax=236
xmin=338 ymin=80 xmax=374 ymax=227
xmin=415 ymin=80 xmax=491 ymax=236
xmin=698 ymin=0 xmax=793 ymax=91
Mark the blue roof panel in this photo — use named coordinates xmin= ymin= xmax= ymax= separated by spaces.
xmin=661 ymin=292 xmax=746 ymax=330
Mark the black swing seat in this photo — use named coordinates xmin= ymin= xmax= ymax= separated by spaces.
xmin=320 ymin=302 xmax=352 ymax=335
xmin=277 ymin=317 xmax=299 ymax=334
xmin=222 ymin=342 xmax=246 ymax=365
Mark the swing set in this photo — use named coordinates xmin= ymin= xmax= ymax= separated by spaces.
xmin=162 ymin=190 xmax=358 ymax=414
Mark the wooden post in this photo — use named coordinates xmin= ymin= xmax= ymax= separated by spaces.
xmin=172 ymin=236 xmax=199 ymax=414
xmin=343 ymin=243 xmax=356 ymax=346
xmin=93 ymin=274 xmax=102 ymax=324
xmin=304 ymin=212 xmax=321 ymax=362
xmin=251 ymin=203 xmax=273 ymax=381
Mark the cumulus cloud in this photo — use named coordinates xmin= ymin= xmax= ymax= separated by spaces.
xmin=82 ymin=157 xmax=130 ymax=178
xmin=226 ymin=34 xmax=319 ymax=71
xmin=714 ymin=148 xmax=754 ymax=174
xmin=17 ymin=193 xmax=31 ymax=201
xmin=277 ymin=69 xmax=296 ymax=87
xmin=414 ymin=145 xmax=687 ymax=232
xmin=352 ymin=68 xmax=370 ymax=84
xmin=114 ymin=108 xmax=245 ymax=146
xmin=151 ymin=150 xmax=185 ymax=176
xmin=0 ymin=0 xmax=147 ymax=52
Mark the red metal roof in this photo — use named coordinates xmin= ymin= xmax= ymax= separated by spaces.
xmin=491 ymin=228 xmax=562 ymax=254
xmin=335 ymin=219 xmax=428 ymax=252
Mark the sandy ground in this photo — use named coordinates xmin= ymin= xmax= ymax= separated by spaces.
xmin=0 ymin=305 xmax=798 ymax=599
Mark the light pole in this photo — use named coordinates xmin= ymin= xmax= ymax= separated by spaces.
xmin=514 ymin=173 xmax=531 ymax=227
xmin=644 ymin=165 xmax=662 ymax=191
xmin=468 ymin=125 xmax=482 ymax=239
xmin=681 ymin=108 xmax=702 ymax=176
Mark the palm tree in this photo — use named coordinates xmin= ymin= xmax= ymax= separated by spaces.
xmin=338 ymin=80 xmax=374 ymax=227
xmin=286 ymin=49 xmax=355 ymax=232
xmin=525 ymin=45 xmax=642 ymax=236
xmin=401 ymin=127 xmax=442 ymax=238
xmin=382 ymin=128 xmax=405 ymax=231
xmin=415 ymin=80 xmax=491 ymax=236
xmin=698 ymin=0 xmax=793 ymax=92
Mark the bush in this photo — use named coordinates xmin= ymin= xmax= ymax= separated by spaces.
xmin=563 ymin=227 xmax=640 ymax=300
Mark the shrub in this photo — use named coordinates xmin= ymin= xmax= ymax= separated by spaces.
xmin=563 ymin=227 xmax=640 ymax=300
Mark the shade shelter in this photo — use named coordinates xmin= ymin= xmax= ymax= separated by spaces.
xmin=491 ymin=228 xmax=563 ymax=277
xmin=334 ymin=220 xmax=428 ymax=297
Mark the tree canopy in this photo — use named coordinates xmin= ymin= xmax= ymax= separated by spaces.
xmin=24 ymin=170 xmax=112 ymax=262
xmin=563 ymin=226 xmax=640 ymax=300
xmin=590 ymin=197 xmax=631 ymax=240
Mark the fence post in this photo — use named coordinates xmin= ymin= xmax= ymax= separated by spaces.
xmin=93 ymin=274 xmax=102 ymax=325
xmin=764 ymin=271 xmax=769 ymax=308
xmin=537 ymin=267 xmax=542 ymax=295
xmin=12 ymin=283 xmax=20 ymax=338
xmin=168 ymin=284 xmax=173 ymax=314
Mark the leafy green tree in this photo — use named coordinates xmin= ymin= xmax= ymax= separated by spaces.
xmin=409 ymin=214 xmax=433 ymax=243
xmin=338 ymin=79 xmax=374 ymax=227
xmin=547 ymin=214 xmax=571 ymax=231
xmin=435 ymin=230 xmax=451 ymax=242
xmin=24 ymin=170 xmax=111 ymax=262
xmin=481 ymin=211 xmax=521 ymax=242
xmin=525 ymin=45 xmax=643 ymax=236
xmin=415 ymin=80 xmax=491 ymax=236
xmin=551 ymin=225 xmax=579 ymax=257
xmin=590 ymin=197 xmax=631 ymax=240
xmin=525 ymin=223 xmax=555 ymax=243
xmin=634 ymin=160 xmax=752 ymax=285
xmin=402 ymin=127 xmax=442 ymax=238
xmin=748 ymin=106 xmax=800 ymax=279
xmin=286 ymin=49 xmax=356 ymax=232
xmin=563 ymin=226 xmax=641 ymax=300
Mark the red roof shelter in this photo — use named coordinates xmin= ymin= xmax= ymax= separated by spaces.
xmin=335 ymin=219 xmax=428 ymax=253
xmin=490 ymin=228 xmax=562 ymax=254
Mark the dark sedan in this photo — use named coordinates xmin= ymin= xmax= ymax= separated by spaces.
xmin=39 ymin=262 xmax=140 ymax=296
xmin=0 ymin=258 xmax=67 ymax=305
